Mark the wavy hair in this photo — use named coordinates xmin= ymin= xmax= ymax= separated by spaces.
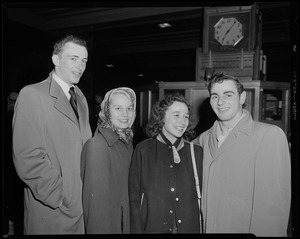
xmin=52 ymin=35 xmax=87 ymax=56
xmin=208 ymin=72 xmax=244 ymax=95
xmin=145 ymin=94 xmax=195 ymax=141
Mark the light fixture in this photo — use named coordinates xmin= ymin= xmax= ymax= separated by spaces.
xmin=106 ymin=64 xmax=114 ymax=68
xmin=158 ymin=22 xmax=171 ymax=28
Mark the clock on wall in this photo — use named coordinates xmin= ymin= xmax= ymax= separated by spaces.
xmin=214 ymin=17 xmax=243 ymax=46
xmin=203 ymin=5 xmax=258 ymax=53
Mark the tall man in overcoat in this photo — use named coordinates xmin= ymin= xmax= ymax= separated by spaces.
xmin=12 ymin=35 xmax=92 ymax=234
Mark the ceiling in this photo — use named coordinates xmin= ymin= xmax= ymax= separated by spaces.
xmin=5 ymin=5 xmax=206 ymax=53
xmin=3 ymin=2 xmax=293 ymax=92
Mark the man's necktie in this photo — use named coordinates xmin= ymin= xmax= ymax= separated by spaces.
xmin=69 ymin=86 xmax=79 ymax=120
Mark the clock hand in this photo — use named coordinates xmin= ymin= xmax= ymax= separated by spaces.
xmin=222 ymin=20 xmax=237 ymax=44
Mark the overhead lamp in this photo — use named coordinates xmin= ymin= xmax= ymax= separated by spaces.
xmin=158 ymin=22 xmax=171 ymax=28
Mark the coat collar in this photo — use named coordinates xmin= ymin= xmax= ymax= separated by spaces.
xmin=48 ymin=71 xmax=84 ymax=127
xmin=207 ymin=109 xmax=253 ymax=159
xmin=208 ymin=109 xmax=252 ymax=137
xmin=232 ymin=109 xmax=252 ymax=136
xmin=97 ymin=127 xmax=120 ymax=147
xmin=48 ymin=71 xmax=85 ymax=101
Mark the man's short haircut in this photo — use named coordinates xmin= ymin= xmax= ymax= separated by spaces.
xmin=207 ymin=72 xmax=244 ymax=95
xmin=52 ymin=35 xmax=87 ymax=55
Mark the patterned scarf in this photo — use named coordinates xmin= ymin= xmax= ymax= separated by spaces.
xmin=158 ymin=132 xmax=184 ymax=164
xmin=97 ymin=87 xmax=136 ymax=144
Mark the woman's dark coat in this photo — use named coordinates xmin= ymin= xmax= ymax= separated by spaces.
xmin=129 ymin=138 xmax=203 ymax=233
xmin=81 ymin=127 xmax=133 ymax=234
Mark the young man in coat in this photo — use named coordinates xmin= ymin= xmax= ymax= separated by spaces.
xmin=193 ymin=72 xmax=291 ymax=236
xmin=12 ymin=35 xmax=92 ymax=234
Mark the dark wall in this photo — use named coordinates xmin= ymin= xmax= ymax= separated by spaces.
xmin=3 ymin=5 xmax=292 ymax=98
xmin=4 ymin=19 xmax=55 ymax=96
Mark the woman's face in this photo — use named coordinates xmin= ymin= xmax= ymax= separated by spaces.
xmin=109 ymin=92 xmax=134 ymax=129
xmin=163 ymin=101 xmax=189 ymax=143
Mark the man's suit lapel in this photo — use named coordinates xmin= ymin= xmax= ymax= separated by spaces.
xmin=214 ymin=133 xmax=238 ymax=159
xmin=75 ymin=86 xmax=85 ymax=123
xmin=207 ymin=122 xmax=239 ymax=161
xmin=75 ymin=86 xmax=90 ymax=135
xmin=208 ymin=111 xmax=252 ymax=160
xmin=48 ymin=74 xmax=79 ymax=127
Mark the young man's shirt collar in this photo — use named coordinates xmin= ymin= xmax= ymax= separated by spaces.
xmin=216 ymin=111 xmax=246 ymax=148
xmin=52 ymin=72 xmax=74 ymax=100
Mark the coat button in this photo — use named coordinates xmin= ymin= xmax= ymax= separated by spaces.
xmin=170 ymin=165 xmax=173 ymax=168
xmin=170 ymin=210 xmax=173 ymax=214
xmin=178 ymin=219 xmax=182 ymax=223
xmin=171 ymin=188 xmax=175 ymax=192
xmin=176 ymin=197 xmax=179 ymax=201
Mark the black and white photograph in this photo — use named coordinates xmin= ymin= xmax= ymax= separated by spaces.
xmin=2 ymin=2 xmax=298 ymax=237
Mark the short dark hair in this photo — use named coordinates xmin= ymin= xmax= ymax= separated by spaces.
xmin=52 ymin=35 xmax=87 ymax=55
xmin=208 ymin=72 xmax=244 ymax=95
xmin=145 ymin=94 xmax=195 ymax=140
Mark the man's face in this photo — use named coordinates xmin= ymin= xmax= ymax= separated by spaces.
xmin=53 ymin=42 xmax=88 ymax=86
xmin=210 ymin=80 xmax=246 ymax=125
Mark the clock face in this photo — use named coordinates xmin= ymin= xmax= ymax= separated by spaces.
xmin=204 ymin=9 xmax=252 ymax=53
xmin=214 ymin=17 xmax=243 ymax=46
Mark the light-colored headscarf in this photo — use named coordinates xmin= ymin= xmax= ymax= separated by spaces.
xmin=97 ymin=87 xmax=136 ymax=144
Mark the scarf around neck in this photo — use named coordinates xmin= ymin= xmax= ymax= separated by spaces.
xmin=157 ymin=133 xmax=184 ymax=164
xmin=97 ymin=87 xmax=136 ymax=144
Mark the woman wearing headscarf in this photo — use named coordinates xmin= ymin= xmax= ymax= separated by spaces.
xmin=81 ymin=87 xmax=136 ymax=234
xmin=129 ymin=94 xmax=203 ymax=234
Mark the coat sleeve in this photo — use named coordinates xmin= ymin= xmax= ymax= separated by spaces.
xmin=81 ymin=138 xmax=113 ymax=233
xmin=250 ymin=126 xmax=291 ymax=236
xmin=12 ymin=86 xmax=63 ymax=209
xmin=128 ymin=144 xmax=143 ymax=233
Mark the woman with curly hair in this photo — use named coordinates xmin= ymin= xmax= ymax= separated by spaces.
xmin=81 ymin=87 xmax=136 ymax=234
xmin=129 ymin=94 xmax=203 ymax=234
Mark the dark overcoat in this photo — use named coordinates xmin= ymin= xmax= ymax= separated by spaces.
xmin=129 ymin=138 xmax=203 ymax=233
xmin=81 ymin=127 xmax=133 ymax=234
